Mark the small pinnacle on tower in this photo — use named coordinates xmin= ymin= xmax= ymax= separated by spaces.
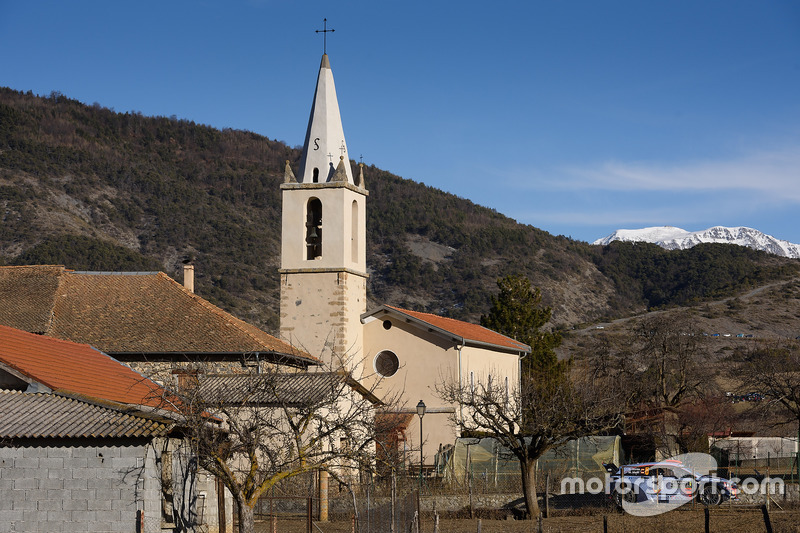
xmin=357 ymin=162 xmax=366 ymax=188
xmin=332 ymin=156 xmax=349 ymax=182
xmin=284 ymin=160 xmax=297 ymax=183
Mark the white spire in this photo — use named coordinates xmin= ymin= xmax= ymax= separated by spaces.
xmin=297 ymin=54 xmax=354 ymax=184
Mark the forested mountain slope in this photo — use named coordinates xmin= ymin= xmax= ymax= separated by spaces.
xmin=1 ymin=88 xmax=797 ymax=334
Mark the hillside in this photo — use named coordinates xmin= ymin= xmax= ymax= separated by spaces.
xmin=1 ymin=88 xmax=798 ymax=335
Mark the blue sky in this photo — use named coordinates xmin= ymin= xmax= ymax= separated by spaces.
xmin=2 ymin=1 xmax=799 ymax=244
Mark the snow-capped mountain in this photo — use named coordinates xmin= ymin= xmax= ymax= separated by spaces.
xmin=593 ymin=226 xmax=800 ymax=259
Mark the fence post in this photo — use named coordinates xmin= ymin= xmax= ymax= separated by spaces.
xmin=433 ymin=510 xmax=439 ymax=533
xmin=544 ymin=472 xmax=550 ymax=519
xmin=391 ymin=467 xmax=396 ymax=533
xmin=767 ymin=456 xmax=771 ymax=511
xmin=216 ymin=478 xmax=226 ymax=533
xmin=307 ymin=497 xmax=313 ymax=533
xmin=761 ymin=504 xmax=773 ymax=533
xmin=603 ymin=515 xmax=608 ymax=533
xmin=476 ymin=518 xmax=481 ymax=533
xmin=467 ymin=445 xmax=474 ymax=519
xmin=704 ymin=506 xmax=710 ymax=533
xmin=319 ymin=470 xmax=329 ymax=522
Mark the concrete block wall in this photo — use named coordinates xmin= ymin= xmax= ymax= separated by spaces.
xmin=0 ymin=443 xmax=160 ymax=533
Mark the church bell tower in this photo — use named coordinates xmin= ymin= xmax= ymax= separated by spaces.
xmin=279 ymin=53 xmax=368 ymax=368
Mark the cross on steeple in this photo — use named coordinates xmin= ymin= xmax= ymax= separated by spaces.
xmin=316 ymin=18 xmax=335 ymax=55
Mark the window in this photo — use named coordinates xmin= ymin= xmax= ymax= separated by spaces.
xmin=312 ymin=168 xmax=319 ymax=183
xmin=351 ymin=200 xmax=358 ymax=263
xmin=374 ymin=350 xmax=399 ymax=377
xmin=306 ymin=198 xmax=322 ymax=259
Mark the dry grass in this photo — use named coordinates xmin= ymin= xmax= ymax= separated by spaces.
xmin=256 ymin=507 xmax=800 ymax=533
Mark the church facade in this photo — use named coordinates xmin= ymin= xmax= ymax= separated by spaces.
xmin=279 ymin=54 xmax=530 ymax=469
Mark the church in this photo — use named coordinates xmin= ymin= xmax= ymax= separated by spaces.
xmin=278 ymin=53 xmax=531 ymax=470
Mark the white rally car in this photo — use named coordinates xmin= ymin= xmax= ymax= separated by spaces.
xmin=605 ymin=459 xmax=739 ymax=509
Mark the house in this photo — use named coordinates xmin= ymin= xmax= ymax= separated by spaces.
xmin=0 ymin=265 xmax=316 ymax=379
xmin=278 ymin=54 xmax=531 ymax=471
xmin=361 ymin=305 xmax=528 ymax=462
xmin=0 ymin=324 xmax=205 ymax=533
xmin=0 ymin=266 xmax=329 ymax=531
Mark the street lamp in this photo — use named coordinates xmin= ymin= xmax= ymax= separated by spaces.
xmin=416 ymin=400 xmax=426 ymax=492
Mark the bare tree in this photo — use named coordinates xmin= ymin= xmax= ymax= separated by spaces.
xmin=159 ymin=365 xmax=382 ymax=533
xmin=734 ymin=339 xmax=800 ymax=471
xmin=585 ymin=312 xmax=713 ymax=456
xmin=634 ymin=314 xmax=709 ymax=410
xmin=672 ymin=395 xmax=736 ymax=453
xmin=438 ymin=368 xmax=623 ymax=519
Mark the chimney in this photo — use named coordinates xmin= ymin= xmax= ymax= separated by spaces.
xmin=183 ymin=264 xmax=195 ymax=293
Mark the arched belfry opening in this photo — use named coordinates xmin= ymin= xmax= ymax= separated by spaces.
xmin=351 ymin=200 xmax=358 ymax=263
xmin=306 ymin=198 xmax=322 ymax=260
xmin=312 ymin=168 xmax=319 ymax=183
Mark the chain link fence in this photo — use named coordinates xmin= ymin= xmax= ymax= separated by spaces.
xmin=240 ymin=436 xmax=800 ymax=531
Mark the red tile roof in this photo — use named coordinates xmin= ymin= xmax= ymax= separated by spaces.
xmin=370 ymin=306 xmax=531 ymax=353
xmin=0 ymin=266 xmax=315 ymax=364
xmin=0 ymin=324 xmax=168 ymax=410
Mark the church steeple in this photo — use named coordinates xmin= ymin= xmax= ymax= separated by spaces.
xmin=279 ymin=53 xmax=368 ymax=368
xmin=297 ymin=54 xmax=354 ymax=184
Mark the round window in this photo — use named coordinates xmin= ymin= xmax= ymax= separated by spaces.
xmin=374 ymin=350 xmax=399 ymax=377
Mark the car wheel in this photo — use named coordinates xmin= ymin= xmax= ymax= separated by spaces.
xmin=613 ymin=482 xmax=637 ymax=508
xmin=698 ymin=485 xmax=722 ymax=506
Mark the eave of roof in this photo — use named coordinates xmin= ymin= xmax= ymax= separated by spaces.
xmin=0 ymin=390 xmax=174 ymax=439
xmin=107 ymin=350 xmax=318 ymax=368
xmin=362 ymin=305 xmax=531 ymax=354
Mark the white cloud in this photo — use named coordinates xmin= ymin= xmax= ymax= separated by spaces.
xmin=543 ymin=145 xmax=800 ymax=200
xmin=517 ymin=203 xmax=731 ymax=228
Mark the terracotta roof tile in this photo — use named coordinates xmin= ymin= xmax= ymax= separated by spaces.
xmin=378 ymin=305 xmax=531 ymax=353
xmin=0 ymin=324 xmax=168 ymax=410
xmin=0 ymin=265 xmax=64 ymax=333
xmin=0 ymin=266 xmax=315 ymax=363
